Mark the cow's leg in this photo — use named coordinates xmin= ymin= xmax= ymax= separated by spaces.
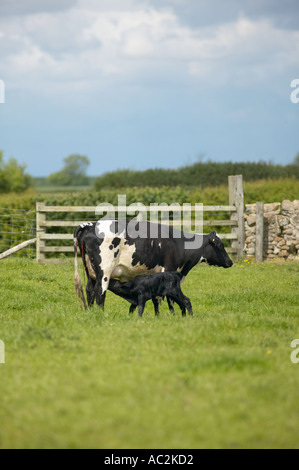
xmin=94 ymin=268 xmax=112 ymax=310
xmin=152 ymin=297 xmax=160 ymax=316
xmin=95 ymin=288 xmax=106 ymax=310
xmin=84 ymin=244 xmax=108 ymax=309
xmin=86 ymin=277 xmax=96 ymax=307
xmin=94 ymin=274 xmax=108 ymax=309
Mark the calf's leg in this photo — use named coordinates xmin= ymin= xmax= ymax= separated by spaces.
xmin=170 ymin=292 xmax=193 ymax=317
xmin=152 ymin=297 xmax=160 ymax=316
xmin=183 ymin=295 xmax=193 ymax=317
xmin=129 ymin=303 xmax=137 ymax=314
xmin=138 ymin=295 xmax=146 ymax=318
xmin=167 ymin=296 xmax=176 ymax=314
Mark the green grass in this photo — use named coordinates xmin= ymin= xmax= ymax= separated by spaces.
xmin=0 ymin=258 xmax=298 ymax=449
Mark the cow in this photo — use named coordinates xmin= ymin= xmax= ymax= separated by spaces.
xmin=108 ymin=271 xmax=193 ymax=317
xmin=74 ymin=219 xmax=233 ymax=311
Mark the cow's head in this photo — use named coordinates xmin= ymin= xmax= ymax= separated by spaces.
xmin=202 ymin=232 xmax=233 ymax=269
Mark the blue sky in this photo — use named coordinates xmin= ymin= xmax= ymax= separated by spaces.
xmin=0 ymin=0 xmax=298 ymax=177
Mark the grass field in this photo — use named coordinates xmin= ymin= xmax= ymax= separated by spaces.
xmin=0 ymin=258 xmax=298 ymax=449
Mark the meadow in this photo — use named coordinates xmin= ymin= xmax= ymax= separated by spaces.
xmin=0 ymin=257 xmax=298 ymax=449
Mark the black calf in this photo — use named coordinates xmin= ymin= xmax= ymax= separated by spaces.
xmin=108 ymin=271 xmax=193 ymax=317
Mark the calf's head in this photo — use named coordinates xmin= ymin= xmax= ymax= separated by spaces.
xmin=203 ymin=232 xmax=233 ymax=269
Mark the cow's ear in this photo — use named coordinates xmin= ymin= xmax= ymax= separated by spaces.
xmin=209 ymin=231 xmax=217 ymax=244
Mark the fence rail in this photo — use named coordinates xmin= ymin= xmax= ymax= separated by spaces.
xmin=36 ymin=175 xmax=245 ymax=264
xmin=38 ymin=205 xmax=237 ymax=212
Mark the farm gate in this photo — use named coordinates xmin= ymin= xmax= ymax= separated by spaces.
xmin=35 ymin=175 xmax=245 ymax=264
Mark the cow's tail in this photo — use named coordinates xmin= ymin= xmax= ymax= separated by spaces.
xmin=74 ymin=236 xmax=87 ymax=310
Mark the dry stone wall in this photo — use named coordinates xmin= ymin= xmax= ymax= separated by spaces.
xmin=245 ymin=200 xmax=299 ymax=261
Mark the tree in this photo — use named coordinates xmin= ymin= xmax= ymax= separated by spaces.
xmin=47 ymin=154 xmax=90 ymax=186
xmin=0 ymin=151 xmax=33 ymax=193
xmin=293 ymin=153 xmax=299 ymax=166
xmin=0 ymin=151 xmax=9 ymax=193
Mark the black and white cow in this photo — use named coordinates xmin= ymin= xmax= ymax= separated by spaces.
xmin=74 ymin=219 xmax=233 ymax=310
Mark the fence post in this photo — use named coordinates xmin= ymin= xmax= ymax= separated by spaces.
xmin=36 ymin=202 xmax=46 ymax=264
xmin=228 ymin=175 xmax=245 ymax=259
xmin=255 ymin=202 xmax=264 ymax=263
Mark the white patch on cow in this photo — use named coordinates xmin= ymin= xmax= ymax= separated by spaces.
xmin=158 ymin=243 xmax=162 ymax=248
xmin=95 ymin=219 xmax=126 ymax=239
xmin=199 ymin=256 xmax=207 ymax=264
xmin=80 ymin=222 xmax=93 ymax=229
xmin=99 ymin=237 xmax=120 ymax=291
xmin=111 ymin=241 xmax=163 ymax=282
xmin=93 ymin=221 xmax=164 ymax=291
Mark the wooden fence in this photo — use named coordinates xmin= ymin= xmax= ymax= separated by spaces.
xmin=36 ymin=175 xmax=245 ymax=264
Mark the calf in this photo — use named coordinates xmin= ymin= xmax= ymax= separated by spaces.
xmin=108 ymin=271 xmax=193 ymax=317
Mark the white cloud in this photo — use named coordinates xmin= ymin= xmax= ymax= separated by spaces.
xmin=0 ymin=2 xmax=298 ymax=97
xmin=186 ymin=17 xmax=299 ymax=84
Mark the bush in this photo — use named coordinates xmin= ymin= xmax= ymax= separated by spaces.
xmin=0 ymin=151 xmax=33 ymax=193
xmin=94 ymin=161 xmax=299 ymax=189
xmin=46 ymin=154 xmax=90 ymax=187
xmin=1 ymin=178 xmax=297 ymax=211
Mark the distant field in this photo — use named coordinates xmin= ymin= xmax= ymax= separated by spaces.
xmin=1 ymin=177 xmax=298 ymax=208
xmin=0 ymin=258 xmax=298 ymax=449
xmin=34 ymin=185 xmax=92 ymax=193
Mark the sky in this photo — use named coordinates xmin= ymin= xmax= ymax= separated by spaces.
xmin=0 ymin=0 xmax=299 ymax=177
